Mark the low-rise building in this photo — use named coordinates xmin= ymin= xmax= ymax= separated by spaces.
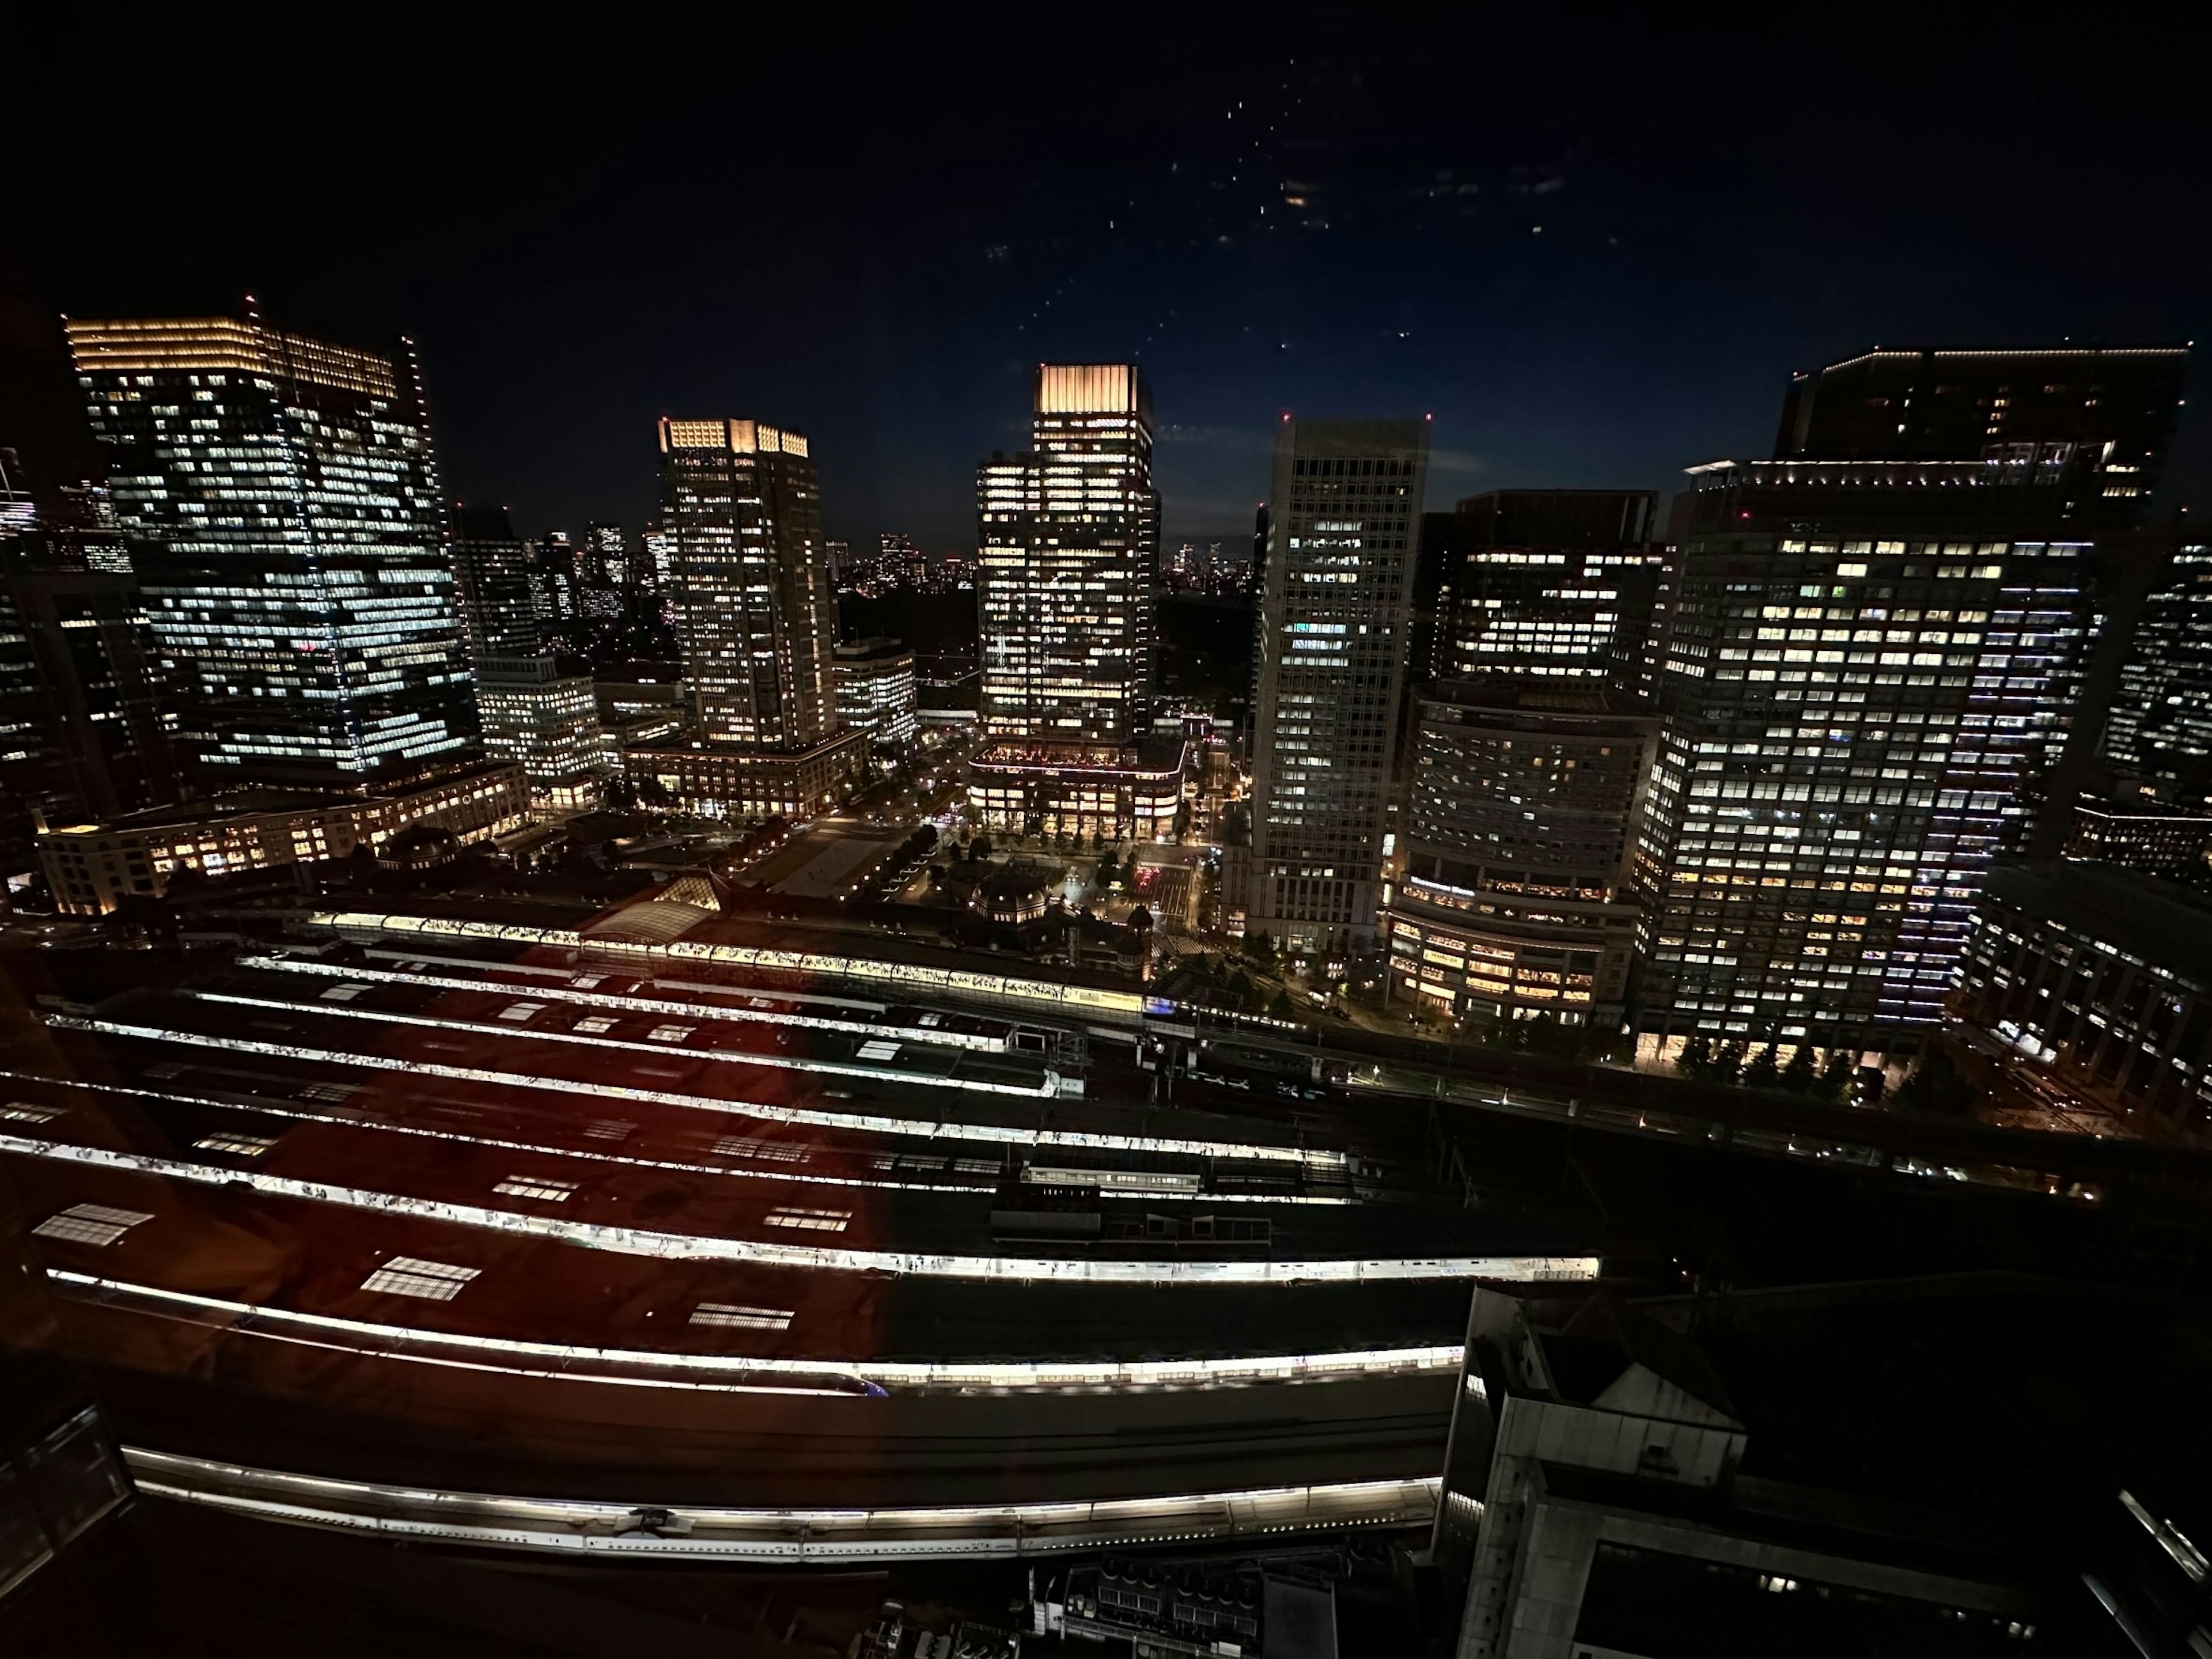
xmin=476 ymin=655 xmax=616 ymax=812
xmin=1383 ymin=680 xmax=1657 ymax=1028
xmin=967 ymin=737 xmax=1188 ymax=842
xmin=39 ymin=761 xmax=528 ymax=914
xmin=834 ymin=637 xmax=918 ymax=745
xmin=1953 ymin=858 xmax=2212 ymax=1139
xmin=2063 ymin=797 xmax=2212 ymax=881
xmin=624 ymin=730 xmax=869 ymax=822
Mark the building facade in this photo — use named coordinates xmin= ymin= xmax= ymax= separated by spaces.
xmin=833 ymin=637 xmax=918 ymax=745
xmin=40 ymin=760 xmax=527 ymax=914
xmin=65 ymin=312 xmax=479 ymax=791
xmin=1247 ymin=417 xmax=1427 ymax=953
xmin=624 ymin=730 xmax=867 ymax=822
xmin=2101 ymin=543 xmax=2212 ymax=807
xmin=1953 ymin=859 xmax=2212 ymax=1141
xmin=967 ymin=738 xmax=1186 ymax=842
xmin=1384 ymin=683 xmax=1657 ymax=1027
xmin=657 ymin=416 xmax=838 ymax=749
xmin=475 ymin=654 xmax=615 ymax=811
xmin=1775 ymin=344 xmax=2188 ymax=532
xmin=2062 ymin=798 xmax=2212 ymax=879
xmin=449 ymin=505 xmax=543 ymax=661
xmin=978 ymin=365 xmax=1158 ymax=744
xmin=1635 ymin=527 xmax=2091 ymax=1050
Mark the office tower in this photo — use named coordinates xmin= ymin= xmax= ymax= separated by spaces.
xmin=657 ymin=416 xmax=838 ymax=746
xmin=450 ymin=505 xmax=544 ymax=661
xmin=1247 ymin=417 xmax=1427 ymax=953
xmin=879 ymin=532 xmax=926 ymax=590
xmin=1439 ymin=490 xmax=1668 ymax=695
xmin=448 ymin=507 xmax=613 ymax=809
xmin=0 ymin=480 xmax=177 ymax=896
xmin=1638 ymin=494 xmax=2097 ymax=1048
xmin=586 ymin=521 xmax=628 ymax=588
xmin=1635 ymin=344 xmax=2187 ymax=1054
xmin=634 ymin=417 xmax=862 ymax=818
xmin=978 ymin=363 xmax=1158 ymax=743
xmin=2101 ymin=543 xmax=2212 ymax=807
xmin=1453 ymin=487 xmax=1657 ymax=550
xmin=65 ymin=310 xmax=478 ymax=791
xmin=641 ymin=525 xmax=676 ymax=590
xmin=1383 ymin=681 xmax=1657 ymax=1027
xmin=834 ymin=637 xmax=918 ymax=744
xmin=1776 ymin=345 xmax=2187 ymax=529
xmin=824 ymin=537 xmax=852 ymax=586
xmin=475 ymin=654 xmax=615 ymax=809
xmin=532 ymin=529 xmax=579 ymax=630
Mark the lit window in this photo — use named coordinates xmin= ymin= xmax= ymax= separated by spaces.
xmin=497 ymin=1001 xmax=545 ymax=1024
xmin=320 ymin=983 xmax=368 ymax=1002
xmin=764 ymin=1206 xmax=849 ymax=1233
xmin=714 ymin=1135 xmax=805 ymax=1162
xmin=1 ymin=1101 xmax=63 ymax=1123
xmin=574 ymin=1014 xmax=618 ymax=1034
xmin=194 ymin=1132 xmax=276 ymax=1157
xmin=359 ymin=1256 xmax=479 ymax=1301
xmin=688 ymin=1302 xmax=794 ymax=1331
xmin=584 ymin=1120 xmax=632 ymax=1142
xmin=855 ymin=1039 xmax=901 ymax=1062
xmin=647 ymin=1024 xmax=694 ymax=1043
xmin=33 ymin=1203 xmax=154 ymax=1247
xmin=493 ymin=1175 xmax=577 ymax=1203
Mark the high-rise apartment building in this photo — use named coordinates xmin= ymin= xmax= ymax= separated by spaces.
xmin=978 ymin=364 xmax=1158 ymax=744
xmin=631 ymin=418 xmax=862 ymax=819
xmin=1247 ymin=417 xmax=1427 ymax=953
xmin=656 ymin=417 xmax=838 ymax=748
xmin=65 ymin=310 xmax=478 ymax=791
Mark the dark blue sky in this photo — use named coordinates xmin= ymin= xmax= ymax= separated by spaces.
xmin=10 ymin=9 xmax=2209 ymax=548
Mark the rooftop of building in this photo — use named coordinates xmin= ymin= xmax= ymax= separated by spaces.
xmin=971 ymin=736 xmax=1190 ymax=775
xmin=1422 ymin=677 xmax=1654 ymax=723
xmin=41 ymin=762 xmax=522 ymax=839
xmin=835 ymin=636 xmax=914 ymax=664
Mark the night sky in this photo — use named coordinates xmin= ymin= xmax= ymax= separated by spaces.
xmin=8 ymin=10 xmax=2209 ymax=548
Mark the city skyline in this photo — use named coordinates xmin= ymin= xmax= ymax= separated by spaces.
xmin=8 ymin=17 xmax=2210 ymax=554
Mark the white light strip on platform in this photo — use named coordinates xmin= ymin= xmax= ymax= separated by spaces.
xmin=50 ymin=1271 xmax=1464 ymax=1392
xmin=312 ymin=910 xmax=1156 ymax=1020
xmin=0 ymin=1069 xmax=1005 ymax=1197
xmin=1 ymin=1134 xmax=1598 ymax=1285
xmin=43 ymin=1014 xmax=1341 ymax=1168
xmin=124 ymin=1445 xmax=1439 ymax=1561
xmin=182 ymin=990 xmax=1057 ymax=1100
xmin=0 ymin=1071 xmax=1344 ymax=1206
xmin=245 ymin=953 xmax=1013 ymax=1054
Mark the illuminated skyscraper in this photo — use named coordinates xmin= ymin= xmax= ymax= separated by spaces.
xmin=450 ymin=505 xmax=543 ymax=661
xmin=635 ymin=418 xmax=862 ymax=819
xmin=1635 ymin=344 xmax=2187 ymax=1052
xmin=1248 ymin=417 xmax=1428 ymax=953
xmin=978 ymin=364 xmax=1158 ymax=743
xmin=656 ymin=416 xmax=838 ymax=748
xmin=2101 ymin=543 xmax=2212 ymax=808
xmin=65 ymin=310 xmax=477 ymax=791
